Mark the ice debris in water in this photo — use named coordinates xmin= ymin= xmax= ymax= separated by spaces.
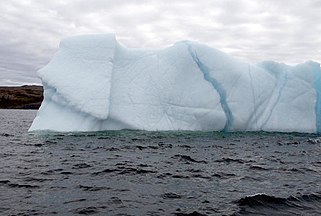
xmin=29 ymin=34 xmax=321 ymax=133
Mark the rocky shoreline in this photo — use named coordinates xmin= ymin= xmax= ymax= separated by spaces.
xmin=0 ymin=85 xmax=43 ymax=109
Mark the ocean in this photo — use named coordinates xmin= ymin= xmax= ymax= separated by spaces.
xmin=1 ymin=109 xmax=321 ymax=215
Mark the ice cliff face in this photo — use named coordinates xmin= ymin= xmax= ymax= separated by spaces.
xmin=29 ymin=34 xmax=321 ymax=133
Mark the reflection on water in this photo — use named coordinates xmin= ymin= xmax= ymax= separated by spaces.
xmin=1 ymin=109 xmax=321 ymax=215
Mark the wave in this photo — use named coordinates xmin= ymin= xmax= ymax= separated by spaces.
xmin=233 ymin=192 xmax=321 ymax=215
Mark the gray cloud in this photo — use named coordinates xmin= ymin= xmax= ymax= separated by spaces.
xmin=0 ymin=0 xmax=320 ymax=85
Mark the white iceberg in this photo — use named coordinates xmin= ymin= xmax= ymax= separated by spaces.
xmin=29 ymin=34 xmax=321 ymax=133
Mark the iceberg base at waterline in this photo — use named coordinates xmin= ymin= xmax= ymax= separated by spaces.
xmin=29 ymin=34 xmax=321 ymax=133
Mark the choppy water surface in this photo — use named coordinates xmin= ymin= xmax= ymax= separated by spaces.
xmin=1 ymin=109 xmax=321 ymax=216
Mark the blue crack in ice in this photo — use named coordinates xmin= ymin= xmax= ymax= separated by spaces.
xmin=186 ymin=43 xmax=233 ymax=132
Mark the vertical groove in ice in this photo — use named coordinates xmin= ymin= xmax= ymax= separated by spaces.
xmin=247 ymin=65 xmax=258 ymax=129
xmin=186 ymin=43 xmax=233 ymax=132
xmin=312 ymin=63 xmax=321 ymax=133
xmin=261 ymin=67 xmax=288 ymax=128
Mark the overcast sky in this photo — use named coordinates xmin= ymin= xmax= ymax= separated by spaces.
xmin=0 ymin=0 xmax=320 ymax=86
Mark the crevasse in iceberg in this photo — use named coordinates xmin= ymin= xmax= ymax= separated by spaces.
xmin=29 ymin=34 xmax=321 ymax=133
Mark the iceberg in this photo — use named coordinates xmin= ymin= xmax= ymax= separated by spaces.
xmin=29 ymin=34 xmax=321 ymax=133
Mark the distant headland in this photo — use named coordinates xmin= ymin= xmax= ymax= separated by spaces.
xmin=0 ymin=85 xmax=43 ymax=109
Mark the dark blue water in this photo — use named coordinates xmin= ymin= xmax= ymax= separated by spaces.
xmin=1 ymin=109 xmax=321 ymax=215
